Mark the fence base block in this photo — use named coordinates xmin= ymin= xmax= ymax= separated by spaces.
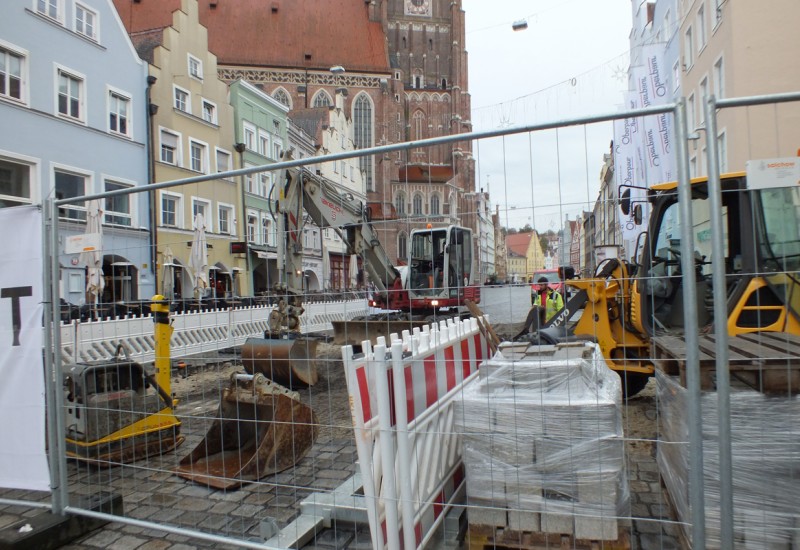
xmin=0 ymin=492 xmax=122 ymax=550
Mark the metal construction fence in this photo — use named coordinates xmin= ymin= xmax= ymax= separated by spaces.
xmin=1 ymin=90 xmax=799 ymax=550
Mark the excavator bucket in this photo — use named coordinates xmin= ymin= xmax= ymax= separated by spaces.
xmin=174 ymin=373 xmax=318 ymax=490
xmin=331 ymin=317 xmax=429 ymax=347
xmin=241 ymin=337 xmax=318 ymax=388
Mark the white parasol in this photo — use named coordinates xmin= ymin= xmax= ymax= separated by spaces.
xmin=189 ymin=213 xmax=209 ymax=299
xmin=162 ymin=246 xmax=175 ymax=299
xmin=321 ymin=241 xmax=330 ymax=291
xmin=79 ymin=200 xmax=104 ymax=306
xmin=349 ymin=253 xmax=359 ymax=289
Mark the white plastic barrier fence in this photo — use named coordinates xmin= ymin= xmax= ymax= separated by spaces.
xmin=342 ymin=316 xmax=490 ymax=549
xmin=61 ymin=298 xmax=368 ymax=364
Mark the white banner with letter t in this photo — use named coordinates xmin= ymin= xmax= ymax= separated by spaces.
xmin=0 ymin=206 xmax=50 ymax=491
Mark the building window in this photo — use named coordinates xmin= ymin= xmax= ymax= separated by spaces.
xmin=413 ymin=110 xmax=425 ymax=141
xmin=108 ymin=91 xmax=130 ymax=136
xmin=699 ymin=77 xmax=708 ymax=123
xmin=188 ymin=54 xmax=203 ymax=80
xmin=55 ymin=170 xmax=87 ymax=220
xmin=273 ymin=88 xmax=291 ymax=108
xmin=104 ymin=180 xmax=132 ymax=226
xmin=353 ymin=94 xmax=374 ymax=191
xmin=395 ymin=192 xmax=405 ymax=215
xmin=430 ymin=193 xmax=440 ymax=216
xmin=261 ymin=216 xmax=270 ymax=245
xmin=398 ymin=232 xmax=407 ymax=260
xmin=717 ymin=131 xmax=727 ymax=173
xmin=243 ymin=122 xmax=256 ymax=151
xmin=259 ymin=172 xmax=270 ymax=197
xmin=672 ymin=60 xmax=680 ymax=93
xmin=193 ymin=199 xmax=211 ymax=232
xmin=216 ymin=149 xmax=231 ymax=174
xmin=259 ymin=131 xmax=270 ymax=157
xmin=0 ymin=157 xmax=32 ymax=207
xmin=713 ymin=56 xmax=725 ymax=98
xmin=75 ymin=3 xmax=97 ymax=41
xmin=190 ymin=141 xmax=206 ymax=173
xmin=36 ymin=0 xmax=59 ymax=20
xmin=161 ymin=192 xmax=181 ymax=227
xmin=312 ymin=90 xmax=332 ymax=108
xmin=57 ymin=69 xmax=83 ymax=121
xmin=174 ymin=86 xmax=189 ymax=112
xmin=160 ymin=129 xmax=179 ymax=165
xmin=218 ymin=204 xmax=233 ymax=235
xmin=0 ymin=46 xmax=24 ymax=102
xmin=684 ymin=27 xmax=693 ymax=69
xmin=202 ymin=99 xmax=216 ymax=124
xmin=412 ymin=193 xmax=423 ymax=216
xmin=247 ymin=213 xmax=258 ymax=243
xmin=697 ymin=5 xmax=707 ymax=52
xmin=687 ymin=93 xmax=696 ymax=132
xmin=244 ymin=163 xmax=256 ymax=194
xmin=713 ymin=0 xmax=723 ymax=26
xmin=273 ymin=142 xmax=281 ymax=160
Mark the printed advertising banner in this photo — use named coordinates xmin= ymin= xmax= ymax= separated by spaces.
xmin=0 ymin=206 xmax=50 ymax=491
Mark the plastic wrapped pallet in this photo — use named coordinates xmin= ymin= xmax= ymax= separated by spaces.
xmin=656 ymin=370 xmax=800 ymax=549
xmin=454 ymin=342 xmax=627 ymax=539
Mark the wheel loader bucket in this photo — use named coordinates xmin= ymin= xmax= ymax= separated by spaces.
xmin=241 ymin=337 xmax=318 ymax=388
xmin=174 ymin=373 xmax=318 ymax=490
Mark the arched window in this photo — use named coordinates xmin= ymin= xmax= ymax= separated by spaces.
xmin=398 ymin=232 xmax=408 ymax=261
xmin=430 ymin=193 xmax=440 ymax=216
xmin=413 ymin=110 xmax=425 ymax=141
xmin=395 ymin=191 xmax=406 ymax=215
xmin=412 ymin=193 xmax=423 ymax=216
xmin=353 ymin=93 xmax=374 ymax=191
xmin=272 ymin=88 xmax=291 ymax=109
xmin=312 ymin=90 xmax=332 ymax=108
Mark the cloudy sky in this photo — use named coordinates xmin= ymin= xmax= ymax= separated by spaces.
xmin=462 ymin=0 xmax=633 ymax=232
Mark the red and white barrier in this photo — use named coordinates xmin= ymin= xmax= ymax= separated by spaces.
xmin=342 ymin=317 xmax=490 ymax=549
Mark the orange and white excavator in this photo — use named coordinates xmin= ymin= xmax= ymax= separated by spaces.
xmin=241 ymin=163 xmax=481 ymax=386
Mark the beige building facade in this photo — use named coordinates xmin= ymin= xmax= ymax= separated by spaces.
xmin=678 ymin=0 xmax=800 ymax=175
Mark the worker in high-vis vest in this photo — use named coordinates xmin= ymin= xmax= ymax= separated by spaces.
xmin=531 ymin=276 xmax=564 ymax=322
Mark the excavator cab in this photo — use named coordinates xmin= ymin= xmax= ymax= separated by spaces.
xmin=407 ymin=225 xmax=473 ymax=309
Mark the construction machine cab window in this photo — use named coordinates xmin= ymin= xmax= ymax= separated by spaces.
xmin=408 ymin=226 xmax=472 ymax=296
xmin=759 ymin=186 xmax=800 ymax=273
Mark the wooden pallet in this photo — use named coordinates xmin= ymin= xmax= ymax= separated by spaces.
xmin=465 ymin=525 xmax=630 ymax=550
xmin=652 ymin=332 xmax=800 ymax=394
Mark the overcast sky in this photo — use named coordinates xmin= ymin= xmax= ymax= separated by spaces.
xmin=462 ymin=0 xmax=632 ymax=232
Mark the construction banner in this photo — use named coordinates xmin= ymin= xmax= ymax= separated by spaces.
xmin=0 ymin=206 xmax=50 ymax=491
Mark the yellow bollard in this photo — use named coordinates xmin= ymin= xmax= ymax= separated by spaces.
xmin=151 ymin=294 xmax=174 ymax=407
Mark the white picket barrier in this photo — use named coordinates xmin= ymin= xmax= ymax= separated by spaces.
xmin=342 ymin=316 xmax=490 ymax=549
xmin=61 ymin=298 xmax=369 ymax=364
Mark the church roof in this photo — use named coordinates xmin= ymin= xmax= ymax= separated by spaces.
xmin=113 ymin=0 xmax=390 ymax=74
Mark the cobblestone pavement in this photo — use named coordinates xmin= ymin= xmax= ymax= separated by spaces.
xmin=1 ymin=349 xmax=684 ymax=549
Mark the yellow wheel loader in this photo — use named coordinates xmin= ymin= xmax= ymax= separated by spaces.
xmin=519 ymin=171 xmax=800 ymax=396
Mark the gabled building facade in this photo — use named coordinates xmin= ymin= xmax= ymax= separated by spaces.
xmin=0 ymin=0 xmax=152 ymax=305
xmin=126 ymin=0 xmax=239 ymax=299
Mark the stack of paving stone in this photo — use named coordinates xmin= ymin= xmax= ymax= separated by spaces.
xmin=656 ymin=370 xmax=800 ymax=548
xmin=454 ymin=342 xmax=627 ymax=541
